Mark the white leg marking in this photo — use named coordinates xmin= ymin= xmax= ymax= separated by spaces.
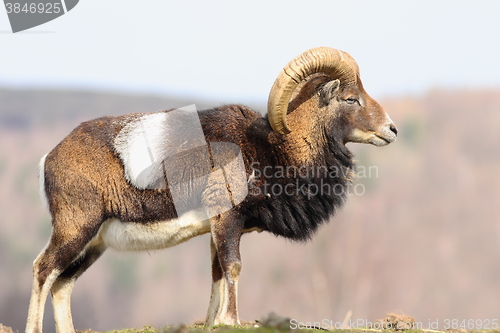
xmin=208 ymin=276 xmax=240 ymax=326
xmin=26 ymin=268 xmax=60 ymax=333
xmin=51 ymin=279 xmax=76 ymax=333
xmin=206 ymin=277 xmax=227 ymax=326
xmin=205 ymin=236 xmax=240 ymax=326
xmin=215 ymin=276 xmax=240 ymax=326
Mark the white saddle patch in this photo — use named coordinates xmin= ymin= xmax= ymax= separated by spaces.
xmin=113 ymin=105 xmax=249 ymax=220
xmin=114 ymin=105 xmax=206 ymax=189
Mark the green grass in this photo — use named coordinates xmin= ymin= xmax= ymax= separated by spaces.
xmin=77 ymin=323 xmax=327 ymax=333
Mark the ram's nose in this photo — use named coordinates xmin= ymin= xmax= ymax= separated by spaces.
xmin=378 ymin=121 xmax=398 ymax=144
xmin=389 ymin=123 xmax=398 ymax=137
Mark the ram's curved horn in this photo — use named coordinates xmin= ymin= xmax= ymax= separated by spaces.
xmin=267 ymin=47 xmax=359 ymax=134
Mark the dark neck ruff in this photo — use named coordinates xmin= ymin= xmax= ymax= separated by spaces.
xmin=243 ymin=137 xmax=354 ymax=241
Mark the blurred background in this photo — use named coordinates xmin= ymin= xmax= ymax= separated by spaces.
xmin=1 ymin=0 xmax=500 ymax=331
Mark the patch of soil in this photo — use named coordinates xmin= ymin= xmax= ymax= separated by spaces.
xmin=258 ymin=312 xmax=290 ymax=330
xmin=372 ymin=313 xmax=417 ymax=330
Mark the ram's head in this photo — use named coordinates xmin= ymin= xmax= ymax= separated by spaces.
xmin=267 ymin=47 xmax=397 ymax=147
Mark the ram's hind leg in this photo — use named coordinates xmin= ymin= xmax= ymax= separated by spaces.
xmin=26 ymin=241 xmax=62 ymax=333
xmin=205 ymin=210 xmax=244 ymax=326
xmin=26 ymin=214 xmax=102 ymax=333
xmin=51 ymin=242 xmax=106 ymax=333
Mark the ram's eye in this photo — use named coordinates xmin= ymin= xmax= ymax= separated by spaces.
xmin=345 ymin=97 xmax=359 ymax=105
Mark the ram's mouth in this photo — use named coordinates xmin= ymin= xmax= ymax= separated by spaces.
xmin=347 ymin=129 xmax=397 ymax=147
xmin=372 ymin=132 xmax=396 ymax=146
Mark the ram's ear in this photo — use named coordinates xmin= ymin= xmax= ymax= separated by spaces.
xmin=320 ymin=79 xmax=340 ymax=106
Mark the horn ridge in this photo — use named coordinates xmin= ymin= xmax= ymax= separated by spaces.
xmin=267 ymin=47 xmax=359 ymax=135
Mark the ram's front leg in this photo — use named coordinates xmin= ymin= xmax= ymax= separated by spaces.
xmin=205 ymin=236 xmax=227 ymax=326
xmin=205 ymin=210 xmax=244 ymax=326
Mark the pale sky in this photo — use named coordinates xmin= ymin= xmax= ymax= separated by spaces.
xmin=1 ymin=0 xmax=499 ymax=104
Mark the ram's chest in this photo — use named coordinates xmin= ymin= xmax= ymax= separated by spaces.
xmin=96 ymin=208 xmax=211 ymax=251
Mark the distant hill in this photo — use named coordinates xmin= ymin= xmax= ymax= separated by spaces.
xmin=0 ymin=88 xmax=264 ymax=130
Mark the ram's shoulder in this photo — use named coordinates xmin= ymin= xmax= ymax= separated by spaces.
xmin=200 ymin=105 xmax=261 ymax=123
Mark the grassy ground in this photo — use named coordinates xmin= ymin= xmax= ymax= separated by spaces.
xmin=3 ymin=323 xmax=500 ymax=333
xmin=3 ymin=313 xmax=500 ymax=333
